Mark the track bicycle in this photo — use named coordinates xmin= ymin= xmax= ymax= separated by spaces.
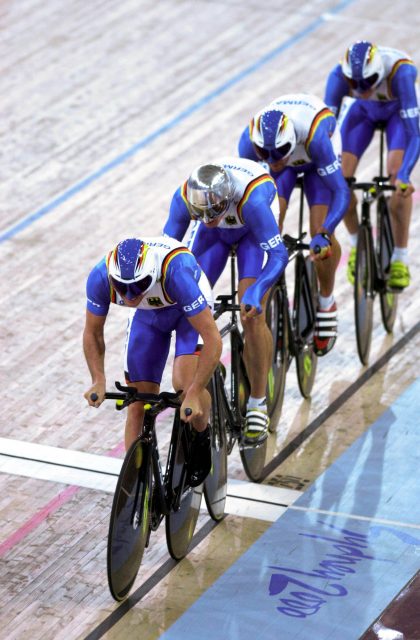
xmin=267 ymin=176 xmax=319 ymax=401
xmin=209 ymin=245 xmax=269 ymax=483
xmin=349 ymin=123 xmax=397 ymax=365
xmin=93 ymin=382 xmax=203 ymax=601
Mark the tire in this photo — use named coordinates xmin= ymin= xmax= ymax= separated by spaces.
xmin=354 ymin=224 xmax=374 ymax=365
xmin=107 ymin=437 xmax=152 ymax=601
xmin=295 ymin=256 xmax=318 ymax=399
xmin=237 ymin=357 xmax=267 ymax=482
xmin=265 ymin=284 xmax=289 ymax=428
xmin=377 ymin=196 xmax=398 ymax=332
xmin=204 ymin=369 xmax=228 ymax=521
xmin=165 ymin=413 xmax=203 ymax=560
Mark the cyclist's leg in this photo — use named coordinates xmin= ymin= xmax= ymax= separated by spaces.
xmin=237 ymin=237 xmax=272 ymax=441
xmin=274 ymin=166 xmax=297 ymax=231
xmin=173 ymin=310 xmax=213 ymax=485
xmin=305 ymin=172 xmax=340 ymax=355
xmin=188 ymin=224 xmax=230 ymax=287
xmin=341 ymin=101 xmax=376 ymax=235
xmin=124 ymin=309 xmax=171 ymax=449
xmin=386 ymin=114 xmax=412 ymax=288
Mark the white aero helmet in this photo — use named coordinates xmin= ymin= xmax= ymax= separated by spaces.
xmin=342 ymin=41 xmax=385 ymax=92
xmin=250 ymin=107 xmax=296 ymax=162
xmin=108 ymin=238 xmax=158 ymax=299
xmin=186 ymin=164 xmax=233 ymax=223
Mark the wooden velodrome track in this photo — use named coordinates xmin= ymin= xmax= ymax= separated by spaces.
xmin=0 ymin=1 xmax=419 ymax=638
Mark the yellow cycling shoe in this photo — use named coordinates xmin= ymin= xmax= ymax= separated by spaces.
xmin=389 ymin=261 xmax=410 ymax=290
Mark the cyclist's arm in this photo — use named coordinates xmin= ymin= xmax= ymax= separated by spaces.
xmin=238 ymin=124 xmax=260 ymax=161
xmin=324 ymin=64 xmax=350 ymax=117
xmin=391 ymin=65 xmax=420 ymax=183
xmin=84 ymin=262 xmax=111 ymax=406
xmin=187 ymin=306 xmax=222 ymax=392
xmin=83 ymin=310 xmax=107 ymax=406
xmin=241 ymin=190 xmax=288 ymax=312
xmin=308 ymin=122 xmax=350 ymax=235
xmin=163 ymin=185 xmax=192 ymax=241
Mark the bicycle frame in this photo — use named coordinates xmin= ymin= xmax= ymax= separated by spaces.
xmin=351 ymin=124 xmax=397 ymax=364
xmin=212 ymin=246 xmax=267 ymax=481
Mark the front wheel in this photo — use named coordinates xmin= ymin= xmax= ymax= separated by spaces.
xmin=107 ymin=437 xmax=152 ymax=601
xmin=204 ymin=369 xmax=228 ymax=521
xmin=295 ymin=256 xmax=318 ymax=399
xmin=377 ymin=196 xmax=398 ymax=332
xmin=165 ymin=412 xmax=203 ymax=560
xmin=354 ymin=224 xmax=374 ymax=365
xmin=237 ymin=357 xmax=267 ymax=482
xmin=265 ymin=283 xmax=289 ymax=428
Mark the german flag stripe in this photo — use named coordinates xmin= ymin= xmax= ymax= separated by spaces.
xmin=237 ymin=175 xmax=275 ymax=222
xmin=161 ymin=247 xmax=193 ymax=303
xmin=105 ymin=252 xmax=117 ymax=303
xmin=305 ymin=108 xmax=334 ymax=151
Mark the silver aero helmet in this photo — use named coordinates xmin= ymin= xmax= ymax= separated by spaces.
xmin=186 ymin=164 xmax=233 ymax=223
xmin=342 ymin=41 xmax=385 ymax=92
xmin=108 ymin=238 xmax=158 ymax=300
xmin=250 ymin=107 xmax=296 ymax=163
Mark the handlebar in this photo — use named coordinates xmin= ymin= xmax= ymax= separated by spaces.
xmin=346 ymin=176 xmax=396 ymax=193
xmin=283 ymin=232 xmax=311 ymax=254
xmin=90 ymin=381 xmax=183 ymax=412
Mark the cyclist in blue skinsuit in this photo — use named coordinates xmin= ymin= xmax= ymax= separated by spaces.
xmin=238 ymin=93 xmax=350 ymax=357
xmin=83 ymin=236 xmax=222 ymax=486
xmin=163 ymin=157 xmax=288 ymax=444
xmin=324 ymin=41 xmax=420 ymax=289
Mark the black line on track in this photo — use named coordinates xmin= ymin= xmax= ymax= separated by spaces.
xmin=0 ymin=453 xmax=120 ymax=477
xmin=260 ymin=319 xmax=420 ymax=480
xmin=84 ymin=320 xmax=419 ymax=639
xmin=82 ymin=519 xmax=219 ymax=640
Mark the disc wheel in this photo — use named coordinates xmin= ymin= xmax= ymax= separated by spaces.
xmin=107 ymin=438 xmax=152 ymax=601
xmin=265 ymin=284 xmax=289 ymax=428
xmin=354 ymin=224 xmax=374 ymax=365
xmin=165 ymin=416 xmax=203 ymax=560
xmin=295 ymin=256 xmax=318 ymax=399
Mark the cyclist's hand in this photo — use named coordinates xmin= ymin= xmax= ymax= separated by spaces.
xmin=182 ymin=387 xmax=210 ymax=427
xmin=240 ymin=303 xmax=258 ymax=319
xmin=395 ymin=179 xmax=414 ymax=198
xmin=84 ymin=382 xmax=106 ymax=407
xmin=310 ymin=233 xmax=332 ymax=261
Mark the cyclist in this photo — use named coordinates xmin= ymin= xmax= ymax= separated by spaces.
xmin=324 ymin=41 xmax=420 ymax=289
xmin=238 ymin=93 xmax=350 ymax=357
xmin=163 ymin=158 xmax=288 ymax=444
xmin=83 ymin=236 xmax=222 ymax=487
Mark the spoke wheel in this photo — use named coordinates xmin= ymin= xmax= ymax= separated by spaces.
xmin=107 ymin=438 xmax=152 ymax=601
xmin=295 ymin=256 xmax=318 ymax=399
xmin=165 ymin=415 xmax=203 ymax=560
xmin=377 ymin=197 xmax=398 ymax=332
xmin=354 ymin=224 xmax=374 ymax=365
xmin=265 ymin=284 xmax=289 ymax=428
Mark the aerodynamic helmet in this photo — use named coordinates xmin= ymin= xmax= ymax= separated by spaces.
xmin=108 ymin=238 xmax=158 ymax=299
xmin=250 ymin=107 xmax=296 ymax=163
xmin=342 ymin=41 xmax=385 ymax=92
xmin=186 ymin=164 xmax=233 ymax=223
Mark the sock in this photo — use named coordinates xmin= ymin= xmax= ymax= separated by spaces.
xmin=391 ymin=247 xmax=408 ymax=265
xmin=318 ymin=294 xmax=335 ymax=310
xmin=349 ymin=233 xmax=358 ymax=248
xmin=247 ymin=396 xmax=267 ymax=412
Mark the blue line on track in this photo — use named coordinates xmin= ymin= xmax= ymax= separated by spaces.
xmin=0 ymin=0 xmax=355 ymax=244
